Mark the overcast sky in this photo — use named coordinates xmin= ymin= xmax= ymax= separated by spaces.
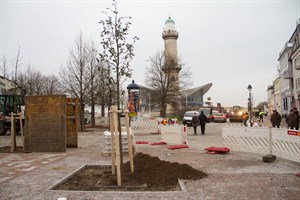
xmin=1 ymin=0 xmax=299 ymax=107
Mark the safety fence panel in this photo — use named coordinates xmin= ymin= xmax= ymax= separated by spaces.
xmin=131 ymin=119 xmax=159 ymax=134
xmin=272 ymin=128 xmax=300 ymax=162
xmin=161 ymin=125 xmax=187 ymax=145
xmin=222 ymin=126 xmax=270 ymax=155
xmin=222 ymin=125 xmax=300 ymax=163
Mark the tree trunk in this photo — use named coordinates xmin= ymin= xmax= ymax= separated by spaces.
xmin=101 ymin=101 xmax=105 ymax=117
xmin=79 ymin=100 xmax=85 ymax=131
xmin=160 ymin=99 xmax=167 ymax=117
xmin=91 ymin=102 xmax=95 ymax=127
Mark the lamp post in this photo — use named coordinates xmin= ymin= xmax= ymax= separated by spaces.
xmin=247 ymin=84 xmax=252 ymax=127
xmin=147 ymin=93 xmax=151 ymax=116
xmin=185 ymin=93 xmax=187 ymax=109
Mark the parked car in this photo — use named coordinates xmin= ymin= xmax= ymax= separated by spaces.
xmin=182 ymin=111 xmax=199 ymax=126
xmin=211 ymin=110 xmax=219 ymax=121
xmin=225 ymin=112 xmax=232 ymax=118
xmin=213 ymin=113 xmax=227 ymax=123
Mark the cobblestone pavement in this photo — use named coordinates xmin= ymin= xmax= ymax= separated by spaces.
xmin=0 ymin=152 xmax=66 ymax=183
xmin=0 ymin=121 xmax=299 ymax=200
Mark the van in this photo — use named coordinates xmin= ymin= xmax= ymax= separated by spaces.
xmin=182 ymin=111 xmax=199 ymax=126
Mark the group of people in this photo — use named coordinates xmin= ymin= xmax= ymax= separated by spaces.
xmin=191 ymin=111 xmax=208 ymax=135
xmin=242 ymin=110 xmax=264 ymax=127
xmin=189 ymin=107 xmax=299 ymax=134
xmin=270 ymin=107 xmax=299 ymax=129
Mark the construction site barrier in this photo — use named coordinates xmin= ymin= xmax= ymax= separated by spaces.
xmin=161 ymin=124 xmax=187 ymax=145
xmin=222 ymin=125 xmax=300 ymax=163
xmin=131 ymin=119 xmax=160 ymax=134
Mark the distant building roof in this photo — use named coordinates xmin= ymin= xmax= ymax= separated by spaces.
xmin=180 ymin=83 xmax=213 ymax=97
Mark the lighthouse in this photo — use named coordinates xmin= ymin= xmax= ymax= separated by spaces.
xmin=162 ymin=17 xmax=181 ymax=90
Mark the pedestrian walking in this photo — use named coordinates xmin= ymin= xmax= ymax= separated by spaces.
xmin=293 ymin=107 xmax=299 ymax=130
xmin=198 ymin=111 xmax=208 ymax=135
xmin=242 ymin=112 xmax=249 ymax=126
xmin=286 ymin=109 xmax=298 ymax=129
xmin=270 ymin=109 xmax=281 ymax=128
xmin=191 ymin=112 xmax=199 ymax=135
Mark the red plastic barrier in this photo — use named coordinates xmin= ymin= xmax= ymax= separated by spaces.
xmin=287 ymin=130 xmax=300 ymax=136
xmin=135 ymin=141 xmax=149 ymax=144
xmin=150 ymin=141 xmax=166 ymax=146
xmin=168 ymin=144 xmax=189 ymax=150
xmin=204 ymin=146 xmax=230 ymax=154
xmin=296 ymin=172 xmax=300 ymax=177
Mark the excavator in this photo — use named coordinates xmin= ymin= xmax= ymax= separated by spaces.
xmin=0 ymin=76 xmax=25 ymax=135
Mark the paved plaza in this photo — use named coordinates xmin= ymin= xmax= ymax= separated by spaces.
xmin=0 ymin=120 xmax=299 ymax=200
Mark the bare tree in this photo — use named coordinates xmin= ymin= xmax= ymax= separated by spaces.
xmin=98 ymin=0 xmax=138 ymax=168
xmin=1 ymin=56 xmax=9 ymax=78
xmin=9 ymin=46 xmax=22 ymax=152
xmin=59 ymin=31 xmax=89 ymax=131
xmin=85 ymin=41 xmax=99 ymax=127
xmin=43 ymin=75 xmax=61 ymax=95
xmin=145 ymin=51 xmax=192 ymax=117
xmin=17 ymin=64 xmax=44 ymax=95
xmin=98 ymin=0 xmax=138 ymax=109
xmin=96 ymin=62 xmax=113 ymax=117
xmin=11 ymin=47 xmax=22 ymax=83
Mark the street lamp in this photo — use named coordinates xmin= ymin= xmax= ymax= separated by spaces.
xmin=247 ymin=84 xmax=252 ymax=127
xmin=185 ymin=93 xmax=187 ymax=109
xmin=147 ymin=93 xmax=151 ymax=116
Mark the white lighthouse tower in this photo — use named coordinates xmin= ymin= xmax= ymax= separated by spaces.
xmin=162 ymin=17 xmax=181 ymax=90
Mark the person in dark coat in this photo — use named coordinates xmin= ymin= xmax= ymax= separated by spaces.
xmin=293 ymin=107 xmax=299 ymax=130
xmin=270 ymin=110 xmax=282 ymax=128
xmin=198 ymin=111 xmax=208 ymax=135
xmin=286 ymin=109 xmax=298 ymax=129
xmin=191 ymin=112 xmax=199 ymax=135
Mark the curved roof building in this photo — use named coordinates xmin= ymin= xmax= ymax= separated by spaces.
xmin=180 ymin=83 xmax=213 ymax=107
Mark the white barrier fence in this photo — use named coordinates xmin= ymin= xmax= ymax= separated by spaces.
xmin=223 ymin=125 xmax=300 ymax=163
xmin=131 ymin=119 xmax=159 ymax=134
xmin=161 ymin=125 xmax=187 ymax=145
xmin=131 ymin=118 xmax=186 ymax=145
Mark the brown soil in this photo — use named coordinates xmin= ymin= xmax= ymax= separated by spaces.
xmin=0 ymin=146 xmax=24 ymax=153
xmin=54 ymin=152 xmax=208 ymax=191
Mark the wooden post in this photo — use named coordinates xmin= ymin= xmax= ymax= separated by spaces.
xmin=109 ymin=106 xmax=115 ymax=175
xmin=18 ymin=113 xmax=24 ymax=151
xmin=124 ymin=109 xmax=134 ymax=173
xmin=113 ymin=106 xmax=121 ymax=186
xmin=10 ymin=113 xmax=16 ymax=153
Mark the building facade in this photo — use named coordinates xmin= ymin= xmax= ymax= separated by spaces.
xmin=278 ymin=42 xmax=293 ymax=116
xmin=268 ymin=19 xmax=300 ymax=116
xmin=291 ymin=20 xmax=300 ymax=109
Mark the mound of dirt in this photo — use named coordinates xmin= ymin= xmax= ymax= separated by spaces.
xmin=54 ymin=152 xmax=208 ymax=191
xmin=123 ymin=152 xmax=208 ymax=190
